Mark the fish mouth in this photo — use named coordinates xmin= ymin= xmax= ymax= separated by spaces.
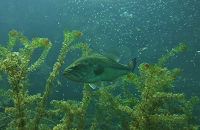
xmin=63 ymin=69 xmax=70 ymax=76
xmin=63 ymin=69 xmax=83 ymax=81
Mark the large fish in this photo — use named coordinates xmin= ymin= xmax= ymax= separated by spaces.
xmin=63 ymin=51 xmax=136 ymax=89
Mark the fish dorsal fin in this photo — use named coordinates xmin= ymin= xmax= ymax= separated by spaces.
xmin=91 ymin=52 xmax=103 ymax=57
xmin=105 ymin=51 xmax=120 ymax=62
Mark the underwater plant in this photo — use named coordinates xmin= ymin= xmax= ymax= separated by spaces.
xmin=0 ymin=30 xmax=198 ymax=130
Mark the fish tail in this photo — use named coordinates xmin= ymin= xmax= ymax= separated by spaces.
xmin=128 ymin=58 xmax=137 ymax=72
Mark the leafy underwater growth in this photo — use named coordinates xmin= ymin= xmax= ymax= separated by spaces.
xmin=0 ymin=30 xmax=198 ymax=130
xmin=0 ymin=30 xmax=84 ymax=130
xmin=120 ymin=43 xmax=198 ymax=129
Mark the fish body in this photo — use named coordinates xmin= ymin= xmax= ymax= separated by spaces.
xmin=63 ymin=51 xmax=136 ymax=89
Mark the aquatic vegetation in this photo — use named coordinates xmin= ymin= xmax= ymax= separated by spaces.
xmin=0 ymin=30 xmax=83 ymax=130
xmin=0 ymin=30 xmax=198 ymax=130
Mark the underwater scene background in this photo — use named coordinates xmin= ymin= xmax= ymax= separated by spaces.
xmin=0 ymin=0 xmax=200 ymax=129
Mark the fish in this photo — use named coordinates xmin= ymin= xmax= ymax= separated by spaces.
xmin=136 ymin=27 xmax=142 ymax=33
xmin=63 ymin=51 xmax=136 ymax=89
xmin=138 ymin=47 xmax=148 ymax=52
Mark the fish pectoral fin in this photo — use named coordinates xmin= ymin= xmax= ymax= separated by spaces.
xmin=94 ymin=67 xmax=104 ymax=75
xmin=89 ymin=81 xmax=103 ymax=89
xmin=112 ymin=76 xmax=123 ymax=86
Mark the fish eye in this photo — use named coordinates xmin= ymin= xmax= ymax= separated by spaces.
xmin=72 ymin=65 xmax=81 ymax=70
xmin=72 ymin=64 xmax=84 ymax=70
xmin=73 ymin=66 xmax=78 ymax=69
